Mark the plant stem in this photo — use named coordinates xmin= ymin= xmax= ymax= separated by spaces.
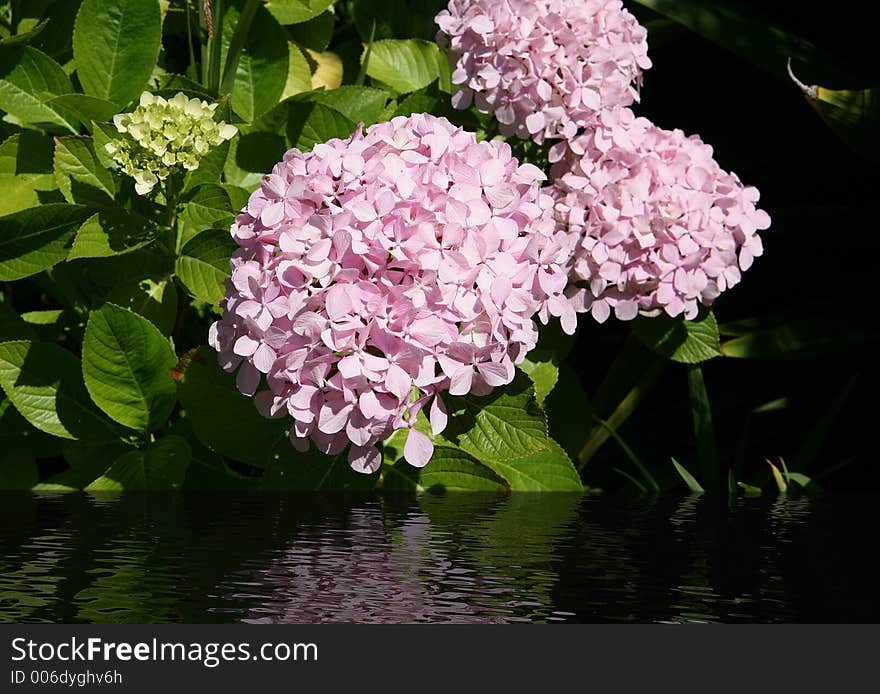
xmin=185 ymin=0 xmax=198 ymax=79
xmin=577 ymin=357 xmax=663 ymax=469
xmin=163 ymin=176 xmax=179 ymax=254
xmin=206 ymin=0 xmax=225 ymax=93
xmin=688 ymin=365 xmax=720 ymax=495
xmin=219 ymin=0 xmax=260 ymax=97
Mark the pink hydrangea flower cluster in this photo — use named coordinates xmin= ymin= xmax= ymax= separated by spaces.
xmin=210 ymin=114 xmax=576 ymax=473
xmin=547 ymin=108 xmax=771 ymax=322
xmin=435 ymin=0 xmax=650 ymax=144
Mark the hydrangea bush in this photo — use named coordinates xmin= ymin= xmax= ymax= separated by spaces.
xmin=1 ymin=0 xmax=826 ymax=497
xmin=436 ymin=0 xmax=651 ymax=143
xmin=548 ymin=107 xmax=771 ymax=323
xmin=211 ymin=113 xmax=575 ymax=471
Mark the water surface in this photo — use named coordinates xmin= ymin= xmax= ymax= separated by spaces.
xmin=0 ymin=493 xmax=875 ymax=623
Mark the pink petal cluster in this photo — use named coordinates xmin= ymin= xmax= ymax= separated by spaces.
xmin=547 ymin=108 xmax=771 ymax=322
xmin=210 ymin=114 xmax=576 ymax=473
xmin=435 ymin=0 xmax=650 ymax=144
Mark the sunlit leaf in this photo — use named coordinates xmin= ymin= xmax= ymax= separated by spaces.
xmin=0 ymin=204 xmax=93 ymax=281
xmin=0 ymin=45 xmax=78 ymax=131
xmin=363 ymin=39 xmax=449 ymax=94
xmin=82 ymin=303 xmax=178 ymax=433
xmin=633 ymin=310 xmax=721 ymax=363
xmin=0 ymin=340 xmax=119 ymax=440
xmin=175 ymin=229 xmax=236 ymax=304
xmin=73 ymin=0 xmax=162 ymax=107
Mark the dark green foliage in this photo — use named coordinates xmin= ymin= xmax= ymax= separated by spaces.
xmin=0 ymin=0 xmax=874 ymax=496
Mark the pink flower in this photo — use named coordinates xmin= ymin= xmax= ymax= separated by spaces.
xmin=210 ymin=114 xmax=574 ymax=472
xmin=547 ymin=107 xmax=771 ymax=322
xmin=436 ymin=0 xmax=650 ymax=144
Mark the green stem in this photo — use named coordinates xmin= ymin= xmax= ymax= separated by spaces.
xmin=206 ymin=0 xmax=225 ymax=93
xmin=577 ymin=358 xmax=663 ymax=469
xmin=219 ymin=0 xmax=260 ymax=97
xmin=163 ymin=176 xmax=179 ymax=253
xmin=185 ymin=0 xmax=197 ymax=79
xmin=594 ymin=416 xmax=660 ymax=493
xmin=688 ymin=365 xmax=720 ymax=495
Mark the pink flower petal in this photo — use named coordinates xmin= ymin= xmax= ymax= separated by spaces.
xmin=348 ymin=445 xmax=381 ymax=474
xmin=403 ymin=427 xmax=433 ymax=468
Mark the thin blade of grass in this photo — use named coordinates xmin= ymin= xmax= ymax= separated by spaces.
xmin=611 ymin=467 xmax=648 ymax=494
xmin=578 ymin=336 xmax=663 ymax=469
xmin=766 ymin=459 xmax=787 ymax=493
xmin=688 ymin=365 xmax=720 ymax=494
xmin=219 ymin=0 xmax=260 ymax=96
xmin=671 ymin=457 xmax=704 ymax=494
xmin=594 ymin=416 xmax=659 ymax=493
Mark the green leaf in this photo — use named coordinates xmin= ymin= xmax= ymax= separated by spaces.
xmin=687 ymin=364 xmax=719 ymax=494
xmin=281 ymin=43 xmax=313 ymax=99
xmin=767 ymin=459 xmax=787 ymax=493
xmin=0 ymin=131 xmax=58 ymax=215
xmin=68 ymin=209 xmax=157 ymax=260
xmin=229 ymin=5 xmax=289 ymax=123
xmin=47 ymin=94 xmax=119 ymax=127
xmin=0 ymin=130 xmax=55 ymax=174
xmin=82 ymin=303 xmax=178 ymax=433
xmin=0 ymin=203 xmax=93 ymax=281
xmin=383 ymin=445 xmax=509 ymax=493
xmin=53 ymin=135 xmax=116 ymax=206
xmin=63 ymin=438 xmax=133 ymax=480
xmin=287 ymin=11 xmax=335 ymax=52
xmin=0 ymin=302 xmax=35 ymax=341
xmin=737 ymin=481 xmax=762 ymax=497
xmin=156 ymin=72 xmax=215 ymax=98
xmin=633 ymin=310 xmax=721 ymax=363
xmin=85 ymin=435 xmax=191 ymax=491
xmin=73 ymin=0 xmax=162 ymax=107
xmin=261 ymin=451 xmax=378 ymax=491
xmin=179 ymin=183 xmax=237 ymax=229
xmin=671 ymin=457 xmax=705 ymax=494
xmin=175 ymin=229 xmax=236 ymax=304
xmin=518 ymin=358 xmax=557 ymax=406
xmin=91 ymin=121 xmax=121 ymax=169
xmin=176 ymin=346 xmax=289 ymax=468
xmin=0 ymin=340 xmax=119 ymax=440
xmin=444 ymin=373 xmax=549 ymax=461
xmin=299 ymin=86 xmax=390 ymax=125
xmin=441 ymin=373 xmax=583 ymax=491
xmin=106 ymin=278 xmax=178 ymax=336
xmin=391 ymin=80 xmax=462 ymax=121
xmin=286 ymin=100 xmax=355 ymax=151
xmin=0 ymin=20 xmax=49 ymax=47
xmin=364 ymin=39 xmax=448 ymax=94
xmin=264 ymin=0 xmax=335 ymax=25
xmin=803 ymin=83 xmax=880 ymax=163
xmin=0 ymin=45 xmax=77 ymax=131
xmin=482 ymin=439 xmax=583 ymax=493
xmin=30 ymin=0 xmax=82 ymax=62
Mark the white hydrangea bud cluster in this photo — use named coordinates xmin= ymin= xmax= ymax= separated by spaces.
xmin=106 ymin=92 xmax=238 ymax=195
